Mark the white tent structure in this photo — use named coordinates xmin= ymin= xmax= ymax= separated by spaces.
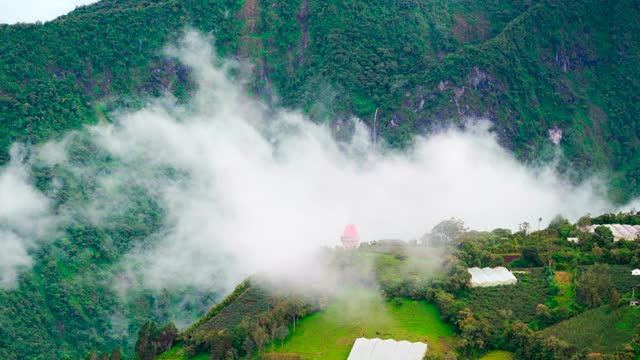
xmin=347 ymin=338 xmax=427 ymax=360
xmin=588 ymin=224 xmax=640 ymax=241
xmin=468 ymin=267 xmax=517 ymax=287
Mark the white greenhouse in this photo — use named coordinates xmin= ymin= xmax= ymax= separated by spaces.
xmin=346 ymin=338 xmax=427 ymax=360
xmin=468 ymin=267 xmax=517 ymax=287
xmin=588 ymin=224 xmax=640 ymax=241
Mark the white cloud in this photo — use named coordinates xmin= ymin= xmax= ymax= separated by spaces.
xmin=0 ymin=146 xmax=56 ymax=288
xmin=0 ymin=0 xmax=97 ymax=24
xmin=0 ymin=231 xmax=33 ymax=288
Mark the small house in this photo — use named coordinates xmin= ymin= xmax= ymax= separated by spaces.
xmin=632 ymin=269 xmax=640 ymax=276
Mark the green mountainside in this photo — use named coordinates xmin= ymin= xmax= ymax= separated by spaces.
xmin=1 ymin=0 xmax=640 ymax=359
xmin=1 ymin=0 xmax=639 ymax=199
xmin=0 ymin=145 xmax=220 ymax=359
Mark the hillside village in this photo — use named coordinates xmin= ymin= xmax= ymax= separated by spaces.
xmin=124 ymin=210 xmax=640 ymax=360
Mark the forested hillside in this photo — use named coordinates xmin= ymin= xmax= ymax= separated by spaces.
xmin=1 ymin=0 xmax=640 ymax=359
xmin=1 ymin=0 xmax=639 ymax=199
xmin=0 ymin=135 xmax=221 ymax=359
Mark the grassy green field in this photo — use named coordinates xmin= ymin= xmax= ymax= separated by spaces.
xmin=542 ymin=305 xmax=640 ymax=353
xmin=552 ymin=271 xmax=575 ymax=312
xmin=479 ymin=351 xmax=514 ymax=360
xmin=155 ymin=345 xmax=208 ymax=360
xmin=268 ymin=288 xmax=454 ymax=359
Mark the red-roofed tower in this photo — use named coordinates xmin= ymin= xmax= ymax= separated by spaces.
xmin=341 ymin=224 xmax=360 ymax=249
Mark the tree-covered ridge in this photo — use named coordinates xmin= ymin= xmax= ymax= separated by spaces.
xmin=1 ymin=0 xmax=639 ymax=199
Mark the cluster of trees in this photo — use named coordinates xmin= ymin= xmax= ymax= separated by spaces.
xmin=592 ymin=212 xmax=640 ymax=226
xmin=423 ymin=269 xmax=635 ymax=359
xmin=430 ymin=213 xmax=640 ymax=271
xmin=86 ymin=348 xmax=123 ymax=360
xmin=575 ymin=264 xmax=615 ymax=309
xmin=134 ymin=322 xmax=178 ymax=360
xmin=428 ymin=289 xmax=490 ymax=357
xmin=184 ymin=302 xmax=296 ymax=359
xmin=177 ymin=282 xmax=316 ymax=360
xmin=504 ymin=321 xmax=640 ymax=359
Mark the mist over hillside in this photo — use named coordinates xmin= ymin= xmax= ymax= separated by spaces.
xmin=2 ymin=31 xmax=632 ymax=293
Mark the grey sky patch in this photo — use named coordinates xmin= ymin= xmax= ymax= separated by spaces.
xmin=0 ymin=0 xmax=97 ymax=24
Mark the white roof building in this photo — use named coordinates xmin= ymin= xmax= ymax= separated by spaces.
xmin=588 ymin=224 xmax=640 ymax=241
xmin=632 ymin=269 xmax=640 ymax=276
xmin=468 ymin=267 xmax=517 ymax=287
xmin=567 ymin=237 xmax=580 ymax=244
xmin=347 ymin=338 xmax=427 ymax=360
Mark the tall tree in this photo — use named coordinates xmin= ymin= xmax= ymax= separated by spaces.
xmin=424 ymin=218 xmax=466 ymax=247
xmin=87 ymin=350 xmax=99 ymax=360
xmin=610 ymin=288 xmax=620 ymax=309
xmin=275 ymin=325 xmax=289 ymax=347
xmin=109 ymin=347 xmax=122 ymax=360
xmin=576 ymin=264 xmax=611 ymax=308
xmin=242 ymin=337 xmax=255 ymax=358
xmin=592 ymin=226 xmax=615 ymax=247
xmin=251 ymin=326 xmax=268 ymax=354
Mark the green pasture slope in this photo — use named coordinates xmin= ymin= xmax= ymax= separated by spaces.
xmin=269 ymin=288 xmax=454 ymax=359
xmin=155 ymin=346 xmax=208 ymax=360
xmin=479 ymin=351 xmax=514 ymax=360
xmin=543 ymin=305 xmax=640 ymax=354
